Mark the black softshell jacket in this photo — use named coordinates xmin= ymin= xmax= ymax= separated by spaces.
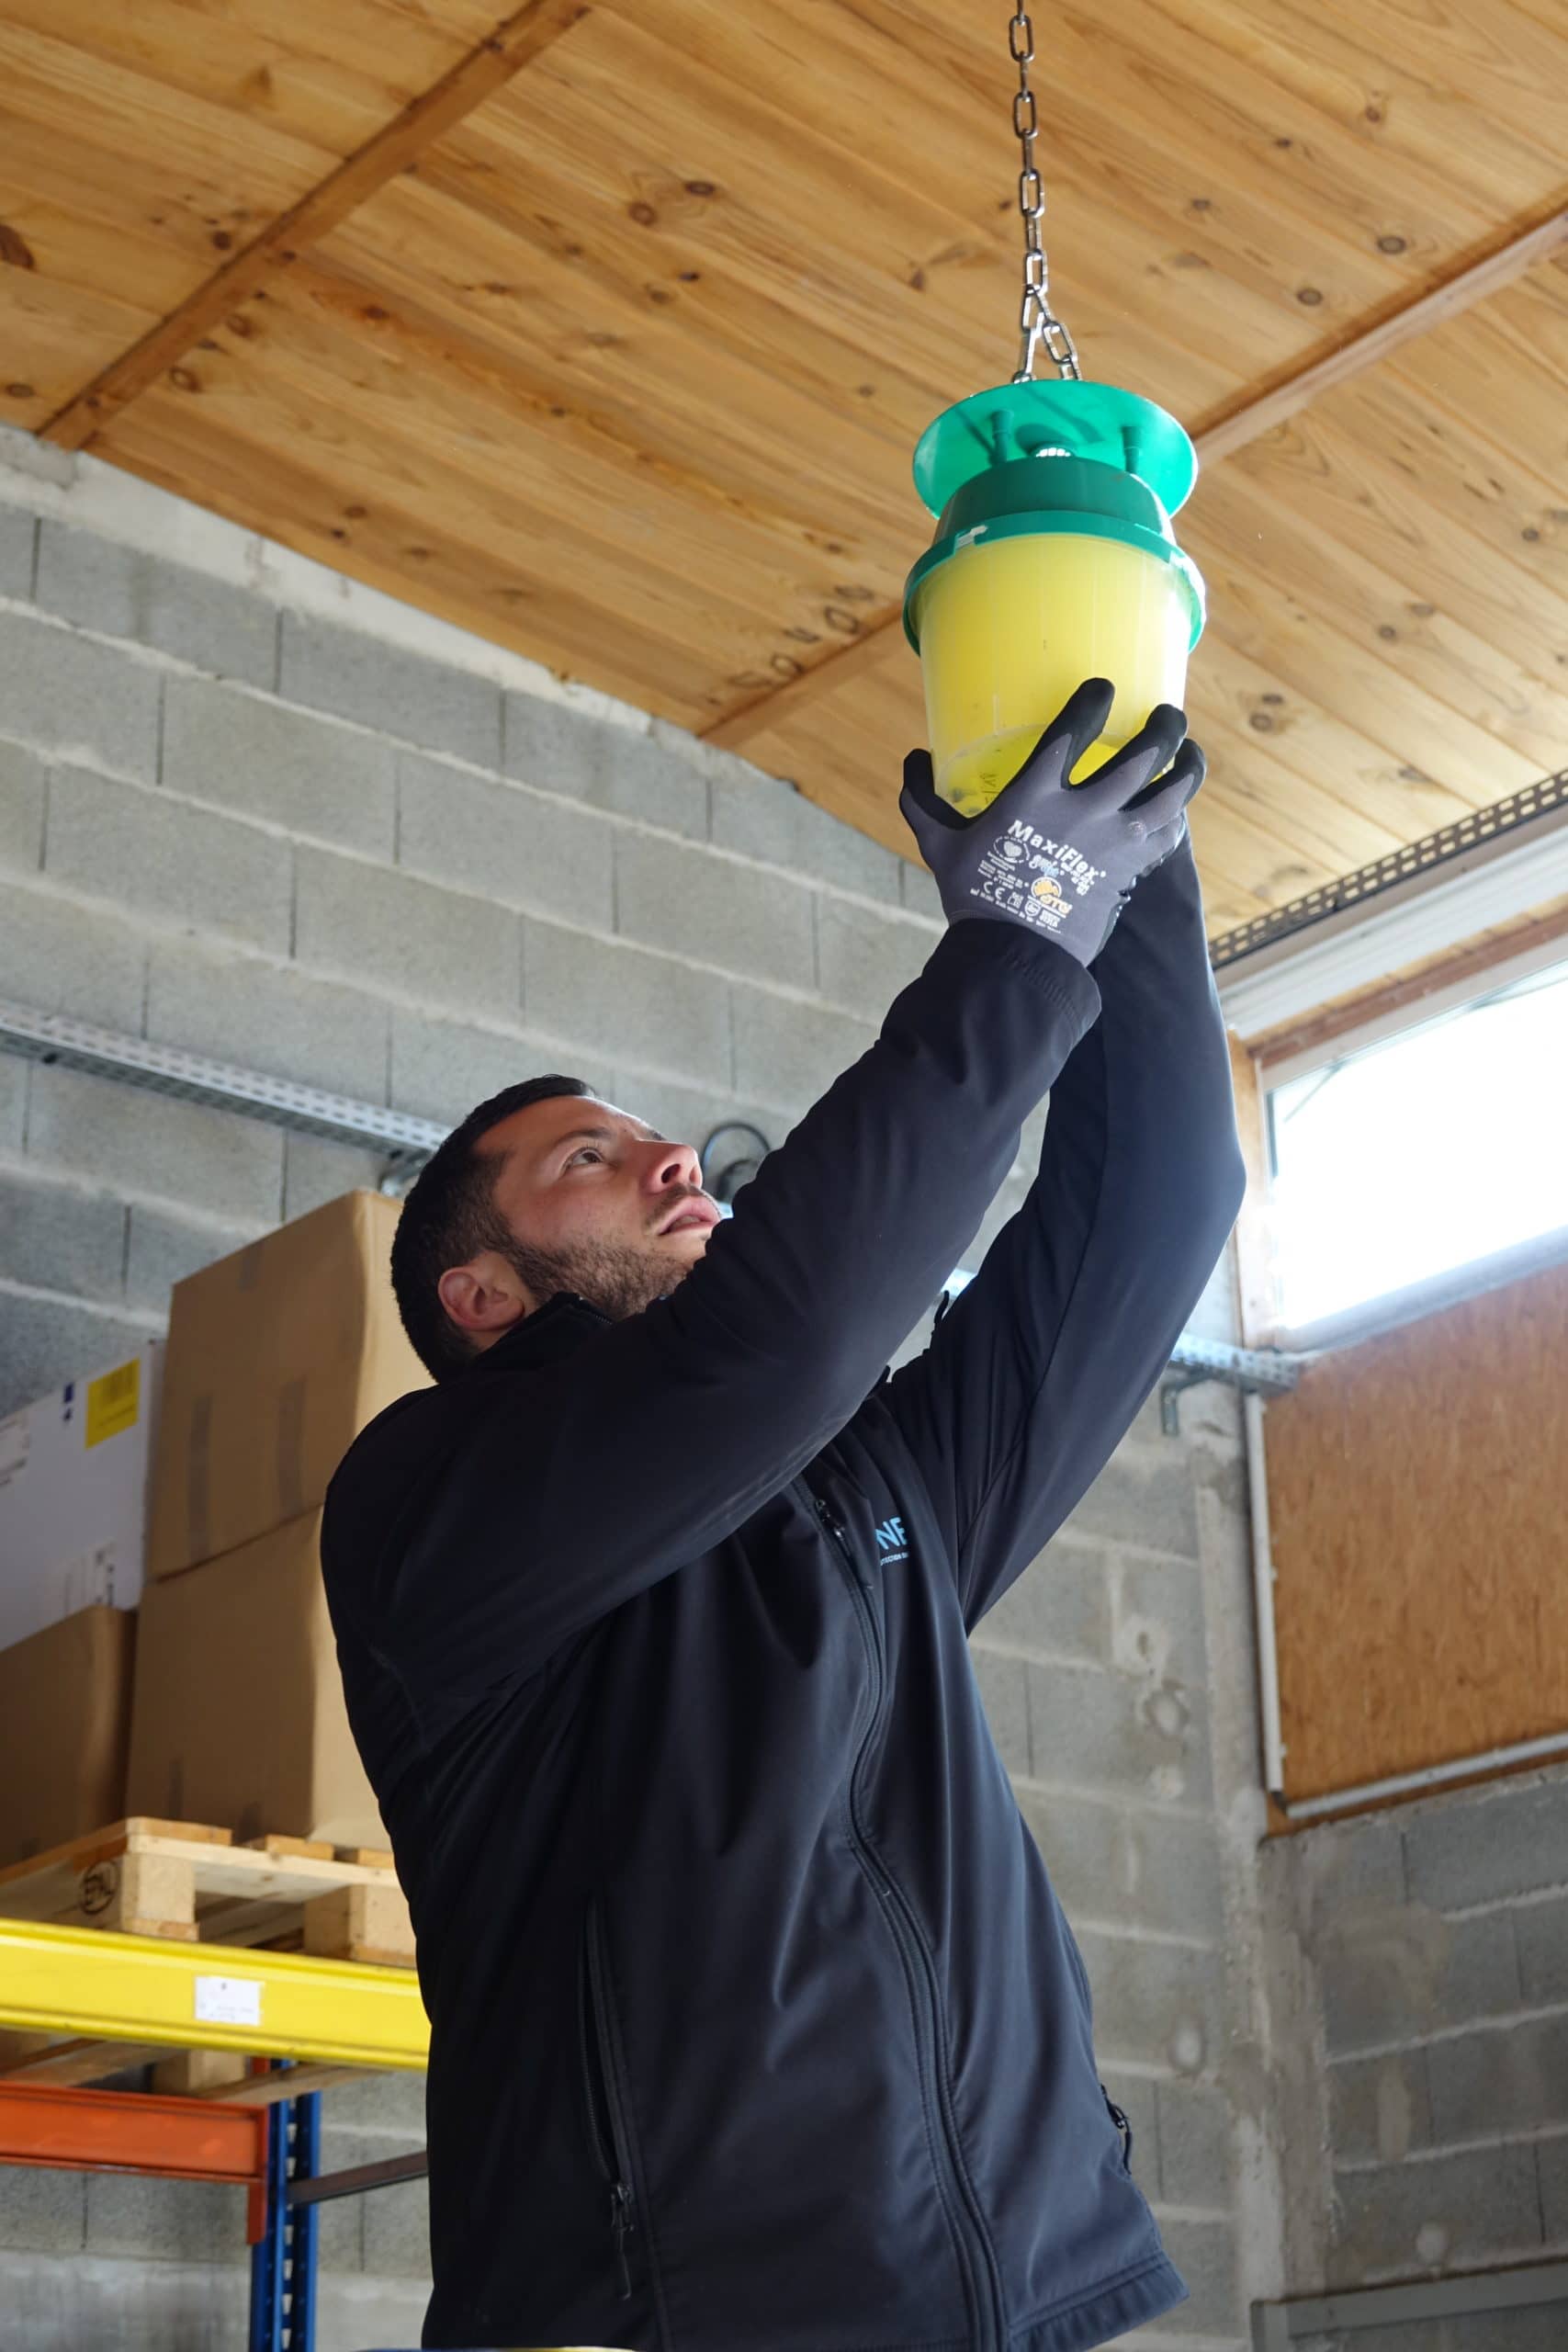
xmin=322 ymin=840 xmax=1246 ymax=2352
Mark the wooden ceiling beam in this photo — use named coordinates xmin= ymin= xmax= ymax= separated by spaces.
xmin=701 ymin=199 xmax=1568 ymax=755
xmin=40 ymin=0 xmax=590 ymax=454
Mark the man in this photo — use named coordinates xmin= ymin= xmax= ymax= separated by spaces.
xmin=322 ymin=680 xmax=1247 ymax=2352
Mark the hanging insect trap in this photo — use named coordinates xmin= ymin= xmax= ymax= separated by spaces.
xmin=903 ymin=8 xmax=1206 ymax=816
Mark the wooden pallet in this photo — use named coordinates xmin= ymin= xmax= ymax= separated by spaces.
xmin=0 ymin=1818 xmax=418 ymax=2098
xmin=0 ymin=1819 xmax=414 ymax=1965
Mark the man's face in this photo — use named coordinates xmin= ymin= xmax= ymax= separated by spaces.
xmin=436 ymin=1093 xmax=722 ymax=1350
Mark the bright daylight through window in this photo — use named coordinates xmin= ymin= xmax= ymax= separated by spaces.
xmin=1269 ymin=956 xmax=1568 ymax=1333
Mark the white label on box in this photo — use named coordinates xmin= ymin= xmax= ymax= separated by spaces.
xmin=0 ymin=1413 xmax=27 ymax=1489
xmin=193 ymin=1974 xmax=264 ymax=2029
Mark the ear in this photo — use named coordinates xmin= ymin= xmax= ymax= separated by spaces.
xmin=437 ymin=1250 xmax=534 ymax=1342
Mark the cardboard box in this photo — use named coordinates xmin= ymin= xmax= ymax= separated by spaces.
xmin=0 ymin=1606 xmax=136 ymax=1868
xmin=0 ymin=1341 xmax=161 ymax=1652
xmin=126 ymin=1511 xmax=385 ymax=1849
xmin=149 ymin=1191 xmax=427 ymax=1579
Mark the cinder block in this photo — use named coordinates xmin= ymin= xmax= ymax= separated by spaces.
xmin=1296 ymin=1813 xmax=1408 ymax=1939
xmin=280 ymin=613 xmax=502 ymax=771
xmin=46 ymin=761 xmax=292 ymax=954
xmin=615 ymin=829 xmax=816 ymax=989
xmin=310 ymin=2132 xmax=364 ymax=2273
xmin=730 ymin=979 xmax=876 ymax=1112
xmin=0 ymin=1291 xmax=153 ymax=1419
xmin=1326 ymin=2050 xmax=1432 ymax=2167
xmin=0 ymin=739 xmax=45 ymax=871
xmin=815 ymin=892 xmax=939 ymax=1020
xmin=1073 ymin=1924 xmax=1225 ymax=2076
xmin=504 ymin=695 xmax=706 ymax=840
xmin=1148 ymin=2214 xmax=1238 ymax=2338
xmin=1025 ymin=1657 xmax=1214 ymax=1811
xmin=1111 ymin=1554 xmax=1210 ymax=1691
xmin=124 ymin=1204 xmax=260 ymax=1314
xmin=360 ymin=2171 xmax=432 ymax=2278
xmin=0 ymin=878 xmax=147 ymax=1026
xmin=1156 ymin=2078 xmax=1235 ymax=2211
xmin=0 ymin=1171 xmax=126 ymax=1302
xmin=524 ymin=916 xmax=730 ymax=1090
xmin=1320 ymin=1908 xmax=1520 ymax=2058
xmin=390 ymin=1009 xmax=610 ymax=1130
xmin=1100 ymin=2067 xmax=1160 ymax=2193
xmin=0 ymin=2251 xmax=248 ymax=2349
xmin=900 ymin=857 xmax=942 ymax=921
xmin=1538 ymin=2128 xmax=1568 ymax=2245
xmin=0 ymin=1056 xmax=24 ymax=1152
xmin=1517 ymin=1895 xmax=1568 ymax=2006
xmin=1405 ymin=1773 xmax=1568 ymax=1913
xmin=147 ymin=937 xmax=390 ymax=1103
xmin=1013 ymin=1784 xmax=1123 ymax=1917
xmin=0 ymin=503 xmax=36 ymax=598
xmin=0 ymin=2165 xmax=86 ymax=2251
xmin=28 ymin=1061 xmax=284 ymax=1227
xmin=282 ymin=1133 xmax=389 ymax=1223
xmin=969 ymin=1644 xmax=1031 ymax=1776
xmin=163 ymin=675 xmax=395 ymax=856
xmin=1124 ymin=1805 xmax=1224 ymax=1943
xmin=1329 ymin=2138 xmax=1540 ymax=2280
xmin=295 ymin=848 xmax=520 ymax=1023
xmin=36 ymin=526 xmax=277 ymax=687
xmin=321 ymin=2069 xmax=427 ymax=2135
xmin=978 ymin=1542 xmax=1113 ymax=1667
xmin=0 ymin=607 xmax=162 ymax=779
xmin=397 ymin=750 xmax=614 ymax=931
xmin=1427 ymin=2015 xmax=1568 ymax=2142
xmin=1063 ymin=1446 xmax=1201 ymax=1561
xmin=709 ymin=763 xmax=901 ymax=901
xmin=320 ymin=2272 xmax=433 ymax=2349
xmin=85 ymin=2173 xmax=248 ymax=2265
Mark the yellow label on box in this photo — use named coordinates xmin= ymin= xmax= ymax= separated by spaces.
xmin=86 ymin=1358 xmax=141 ymax=1450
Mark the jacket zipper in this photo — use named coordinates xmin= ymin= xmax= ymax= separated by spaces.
xmin=808 ymin=1487 xmax=1007 ymax=2352
xmin=578 ymin=1898 xmax=637 ymax=2301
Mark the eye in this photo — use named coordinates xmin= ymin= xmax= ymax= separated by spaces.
xmin=567 ymin=1146 xmax=605 ymax=1169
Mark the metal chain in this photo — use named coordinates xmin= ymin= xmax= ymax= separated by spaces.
xmin=1009 ymin=6 xmax=1080 ymax=383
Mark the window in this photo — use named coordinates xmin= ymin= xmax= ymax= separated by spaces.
xmin=1267 ymin=955 xmax=1568 ymax=1336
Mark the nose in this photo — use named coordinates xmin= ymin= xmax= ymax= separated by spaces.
xmin=647 ymin=1139 xmax=704 ymax=1195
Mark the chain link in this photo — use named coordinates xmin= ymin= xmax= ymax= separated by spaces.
xmin=1008 ymin=6 xmax=1080 ymax=383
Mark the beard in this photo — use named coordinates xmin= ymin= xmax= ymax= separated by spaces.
xmin=498 ymin=1229 xmax=696 ymax=1323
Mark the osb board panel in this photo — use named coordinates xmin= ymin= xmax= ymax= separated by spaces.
xmin=1265 ymin=1260 xmax=1568 ymax=1805
xmin=9 ymin=0 xmax=1565 ymax=926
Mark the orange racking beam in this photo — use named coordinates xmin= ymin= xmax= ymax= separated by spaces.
xmin=0 ymin=2078 xmax=269 ymax=2187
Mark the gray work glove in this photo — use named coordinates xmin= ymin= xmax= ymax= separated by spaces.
xmin=900 ymin=679 xmax=1206 ymax=967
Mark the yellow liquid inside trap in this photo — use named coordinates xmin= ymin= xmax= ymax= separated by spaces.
xmin=913 ymin=532 xmax=1192 ymax=817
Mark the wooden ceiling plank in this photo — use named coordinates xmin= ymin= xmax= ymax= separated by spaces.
xmin=128 ymin=347 xmax=792 ymax=703
xmin=1142 ymin=0 xmax=1568 ymax=209
xmin=42 ymin=0 xmax=592 ymax=452
xmin=0 ymin=274 xmax=160 ymax=431
xmin=217 ymin=256 xmax=894 ymax=646
xmin=1250 ymin=406 xmax=1568 ymax=692
xmin=322 ymin=179 xmax=922 ymax=539
xmin=1191 ymin=205 xmax=1568 ymax=463
xmin=1183 ymin=669 xmax=1436 ymax=870
xmin=98 ymin=392 xmax=727 ymax=726
xmin=1189 ymin=463 xmax=1568 ymax=775
xmin=0 ymin=0 xmax=493 ymax=164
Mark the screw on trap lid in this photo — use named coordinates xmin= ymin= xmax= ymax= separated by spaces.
xmin=903 ymin=379 xmax=1205 ymax=652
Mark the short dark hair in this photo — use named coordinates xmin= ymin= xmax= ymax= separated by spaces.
xmin=390 ymin=1074 xmax=594 ymax=1381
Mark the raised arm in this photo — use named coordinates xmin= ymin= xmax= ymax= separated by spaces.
xmin=880 ymin=831 xmax=1246 ymax=1630
xmin=328 ymin=914 xmax=1100 ymax=1708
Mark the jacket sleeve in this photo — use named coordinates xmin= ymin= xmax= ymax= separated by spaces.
xmin=880 ymin=838 xmax=1247 ymax=1633
xmin=334 ymin=920 xmax=1102 ymax=1710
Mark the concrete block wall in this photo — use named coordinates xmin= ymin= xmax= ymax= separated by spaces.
xmin=1264 ymin=1763 xmax=1568 ymax=2351
xmin=0 ymin=436 xmax=1257 ymax=2348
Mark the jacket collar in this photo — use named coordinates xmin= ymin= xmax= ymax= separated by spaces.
xmin=470 ymin=1293 xmax=611 ymax=1376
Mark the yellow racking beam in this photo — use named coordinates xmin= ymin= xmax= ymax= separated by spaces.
xmin=0 ymin=1919 xmax=428 ymax=2072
